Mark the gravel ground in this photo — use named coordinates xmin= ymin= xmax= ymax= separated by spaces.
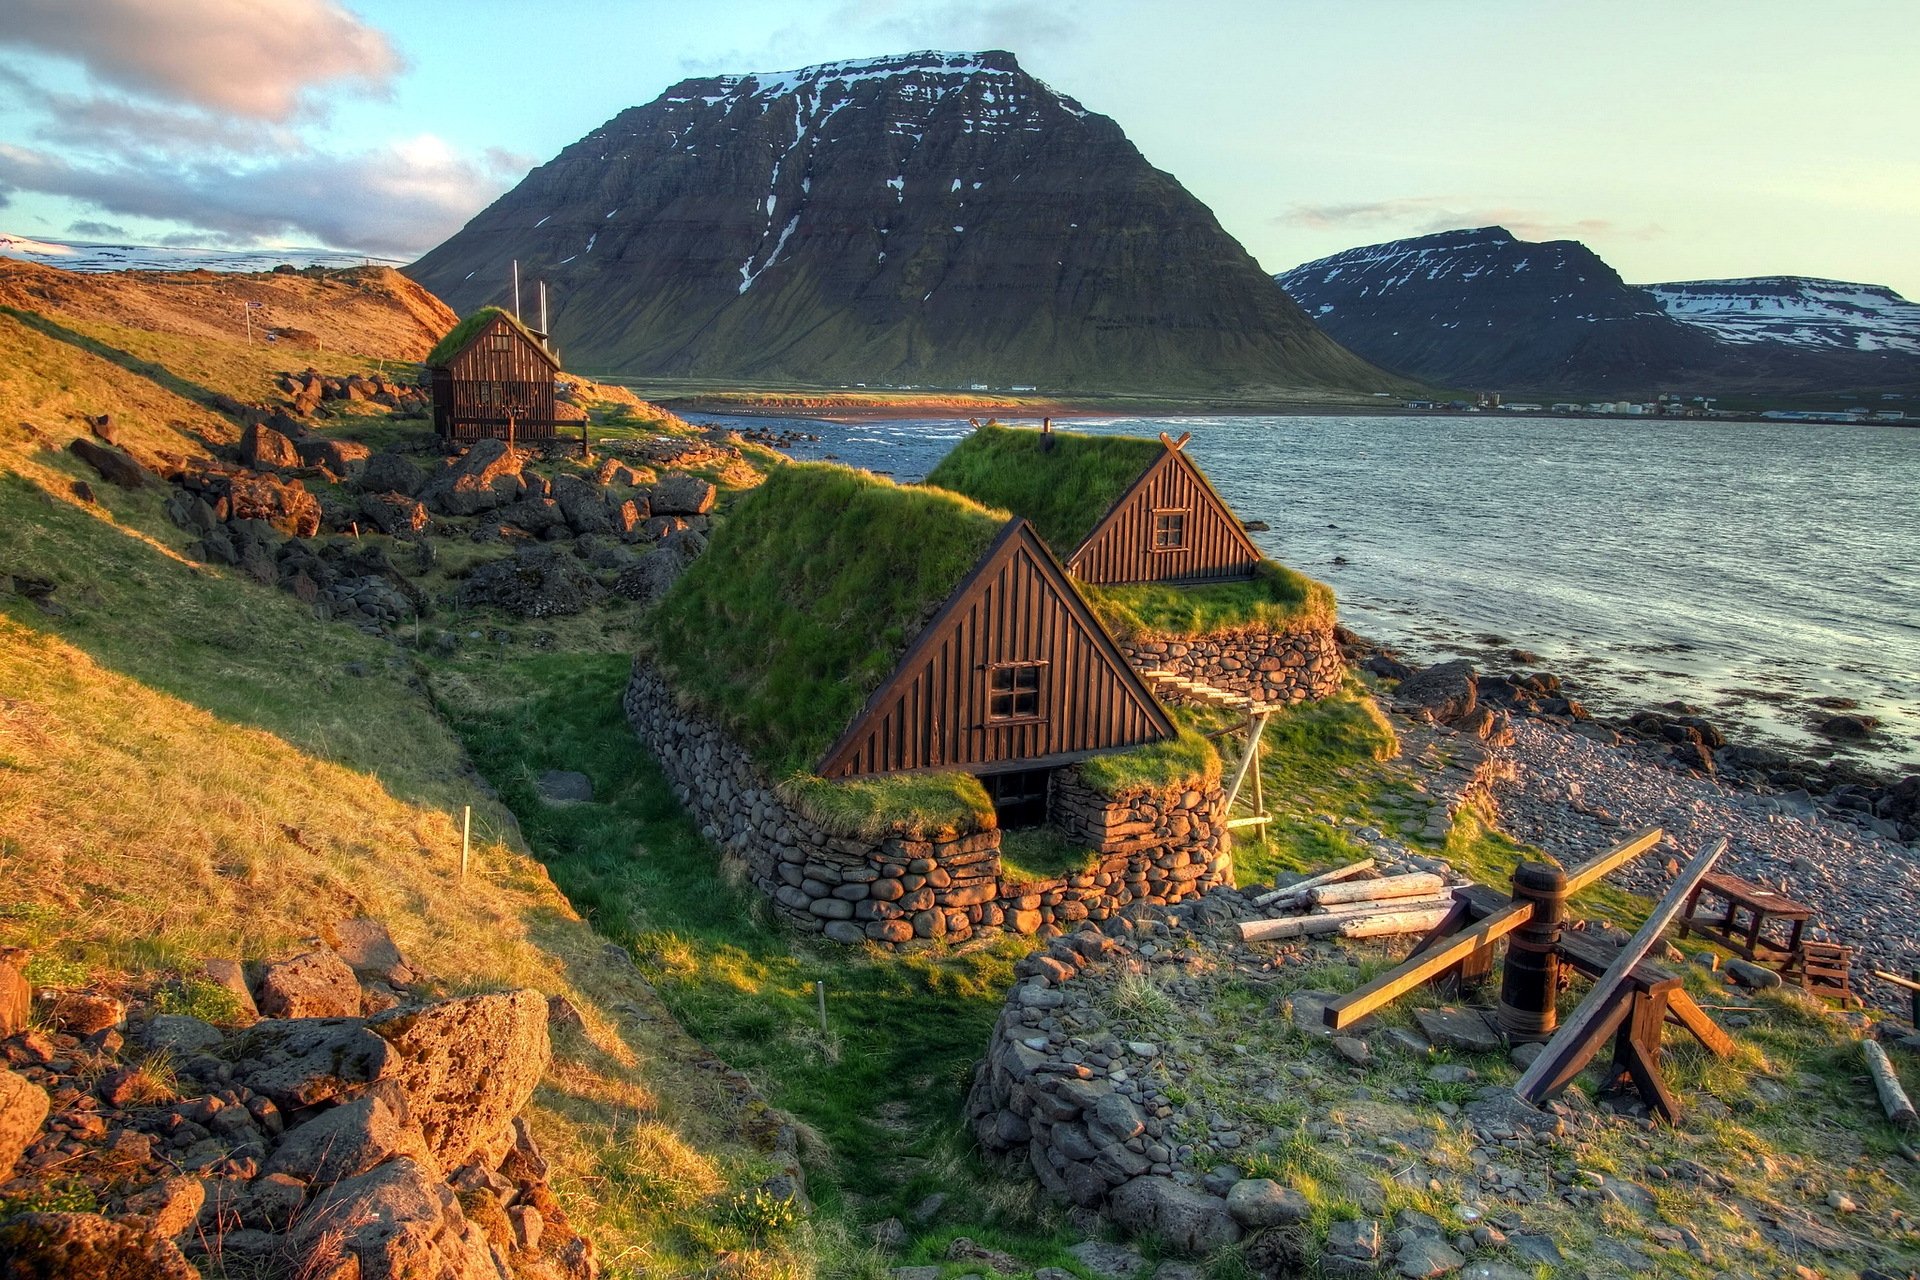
xmin=1494 ymin=717 xmax=1920 ymax=1018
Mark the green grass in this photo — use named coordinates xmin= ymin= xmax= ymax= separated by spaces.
xmin=430 ymin=650 xmax=1083 ymax=1259
xmin=997 ymin=825 xmax=1100 ymax=882
xmin=922 ymin=422 xmax=1164 ymax=550
xmin=1084 ymin=559 xmax=1335 ymax=640
xmin=1074 ymin=721 xmax=1221 ymax=797
xmin=781 ymin=771 xmax=994 ymax=840
xmin=646 ymin=464 xmax=1006 ymax=780
xmin=424 ymin=306 xmax=551 ymax=367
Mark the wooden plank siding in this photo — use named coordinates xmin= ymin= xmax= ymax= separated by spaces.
xmin=817 ymin=521 xmax=1176 ymax=778
xmin=430 ymin=313 xmax=560 ymax=441
xmin=1069 ymin=447 xmax=1263 ymax=586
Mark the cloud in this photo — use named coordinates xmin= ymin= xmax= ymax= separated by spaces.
xmin=0 ymin=0 xmax=401 ymax=120
xmin=0 ymin=65 xmax=293 ymax=158
xmin=1273 ymin=196 xmax=1662 ymax=244
xmin=678 ymin=0 xmax=1089 ymax=75
xmin=0 ymin=137 xmax=529 ymax=257
xmin=66 ymin=220 xmax=127 ymax=237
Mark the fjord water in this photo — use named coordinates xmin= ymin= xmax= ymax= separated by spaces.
xmin=692 ymin=412 xmax=1920 ymax=766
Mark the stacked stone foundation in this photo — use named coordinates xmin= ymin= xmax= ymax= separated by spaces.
xmin=1119 ymin=623 xmax=1343 ymax=706
xmin=624 ymin=659 xmax=1232 ymax=946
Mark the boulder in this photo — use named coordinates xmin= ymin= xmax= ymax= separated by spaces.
xmin=1816 ymin=713 xmax=1878 ymax=740
xmin=420 ymin=438 xmax=526 ymax=516
xmin=231 ymin=1018 xmax=397 ymax=1108
xmin=1 ymin=954 xmax=31 ymax=1036
xmin=1226 ymin=1178 xmax=1310 ymax=1229
xmin=649 ymin=471 xmax=716 ymax=516
xmin=240 ymin=423 xmax=303 ymax=470
xmin=0 ymin=1212 xmax=200 ymax=1280
xmin=1 ymin=1068 xmax=51 ymax=1180
xmin=266 ymin=1087 xmax=438 ymax=1186
xmin=331 ymin=918 xmax=415 ymax=988
xmin=226 ymin=471 xmax=323 ymax=537
xmin=368 ymin=989 xmax=550 ymax=1168
xmin=1108 ymin=1176 xmax=1243 ymax=1256
xmin=493 ymin=496 xmax=566 ymax=535
xmin=142 ymin=1014 xmax=224 ymax=1056
xmin=536 ymin=770 xmax=594 ymax=804
xmin=361 ymin=451 xmax=428 ymax=497
xmin=609 ymin=536 xmax=700 ymax=602
xmin=554 ymin=475 xmax=615 ymax=536
xmin=1395 ymin=660 xmax=1477 ymax=725
xmin=68 ymin=438 xmax=148 ymax=489
xmin=359 ymin=491 xmax=431 ymax=536
xmin=256 ymin=949 xmax=362 ymax=1019
xmin=298 ymin=437 xmax=373 ymax=478
xmin=455 ymin=546 xmax=603 ymax=618
xmin=294 ymin=1157 xmax=503 ymax=1280
xmin=117 ymin=1176 xmax=206 ymax=1238
xmin=199 ymin=957 xmax=260 ymax=1023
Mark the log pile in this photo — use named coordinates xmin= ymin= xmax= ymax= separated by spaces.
xmin=1238 ymin=859 xmax=1465 ymax=943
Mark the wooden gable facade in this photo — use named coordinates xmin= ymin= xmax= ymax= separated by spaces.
xmin=428 ymin=310 xmax=561 ymax=443
xmin=1067 ymin=436 xmax=1264 ymax=587
xmin=817 ymin=520 xmax=1176 ymax=779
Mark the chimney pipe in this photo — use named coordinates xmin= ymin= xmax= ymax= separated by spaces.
xmin=512 ymin=260 xmax=521 ymax=320
xmin=539 ymin=280 xmax=549 ymax=340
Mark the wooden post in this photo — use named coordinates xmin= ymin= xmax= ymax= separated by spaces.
xmin=1515 ymin=837 xmax=1728 ymax=1107
xmin=815 ymin=981 xmax=829 ymax=1036
xmin=1864 ymin=1040 xmax=1918 ymax=1132
xmin=461 ymin=806 xmax=471 ymax=879
xmin=1498 ymin=861 xmax=1569 ymax=1042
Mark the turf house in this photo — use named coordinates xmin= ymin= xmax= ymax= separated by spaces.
xmin=425 ymin=307 xmax=562 ymax=444
xmin=925 ymin=422 xmax=1346 ymax=710
xmin=625 ymin=464 xmax=1235 ymax=945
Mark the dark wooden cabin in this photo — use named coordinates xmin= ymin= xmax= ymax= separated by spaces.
xmin=645 ymin=464 xmax=1176 ymax=825
xmin=425 ymin=307 xmax=560 ymax=443
xmin=924 ymin=423 xmax=1263 ymax=587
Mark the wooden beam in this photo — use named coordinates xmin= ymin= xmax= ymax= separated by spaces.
xmin=1340 ymin=907 xmax=1455 ymax=939
xmin=1221 ymin=711 xmax=1269 ymax=814
xmin=1871 ymin=970 xmax=1920 ymax=993
xmin=1563 ymin=827 xmax=1665 ymax=896
xmin=1663 ymin=989 xmax=1735 ymax=1058
xmin=1226 ymin=815 xmax=1272 ymax=830
xmin=1237 ymin=897 xmax=1456 ymax=942
xmin=1310 ymin=872 xmax=1445 ymax=908
xmin=1253 ymin=857 xmax=1374 ymax=907
xmin=1864 ymin=1040 xmax=1919 ymax=1132
xmin=1515 ymin=837 xmax=1728 ymax=1107
xmin=1323 ymin=901 xmax=1534 ymax=1030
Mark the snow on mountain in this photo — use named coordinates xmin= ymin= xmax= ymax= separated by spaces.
xmin=1646 ymin=277 xmax=1920 ymax=355
xmin=0 ymin=233 xmax=401 ymax=274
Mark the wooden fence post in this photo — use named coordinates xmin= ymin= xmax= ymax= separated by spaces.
xmin=1497 ymin=861 xmax=1569 ymax=1042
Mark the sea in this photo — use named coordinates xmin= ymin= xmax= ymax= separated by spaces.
xmin=684 ymin=411 xmax=1920 ymax=770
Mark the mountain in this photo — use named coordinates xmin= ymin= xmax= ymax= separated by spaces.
xmin=1273 ymin=226 xmax=1727 ymax=394
xmin=408 ymin=50 xmax=1386 ymax=394
xmin=1276 ymin=227 xmax=1920 ymax=396
xmin=1647 ymin=277 xmax=1920 ymax=357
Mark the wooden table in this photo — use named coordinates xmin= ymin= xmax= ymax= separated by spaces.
xmin=1678 ymin=872 xmax=1815 ymax=963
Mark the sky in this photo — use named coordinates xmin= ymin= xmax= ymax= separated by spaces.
xmin=1 ymin=0 xmax=1916 ymax=293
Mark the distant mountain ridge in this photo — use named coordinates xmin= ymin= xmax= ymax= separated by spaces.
xmin=408 ymin=50 xmax=1388 ymax=394
xmin=1276 ymin=226 xmax=1920 ymax=395
xmin=0 ymin=233 xmax=401 ymax=274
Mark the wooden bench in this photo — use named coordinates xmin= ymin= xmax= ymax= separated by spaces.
xmin=1678 ymin=873 xmax=1815 ymax=964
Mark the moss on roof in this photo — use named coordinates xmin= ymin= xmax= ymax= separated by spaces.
xmin=645 ymin=463 xmax=1008 ymax=779
xmin=425 ymin=306 xmax=556 ymax=368
xmin=1085 ymin=560 xmax=1337 ymax=640
xmin=922 ymin=422 xmax=1165 ymax=551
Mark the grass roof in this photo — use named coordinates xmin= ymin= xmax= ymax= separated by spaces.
xmin=646 ymin=463 xmax=1008 ymax=780
xmin=1085 ymin=559 xmax=1337 ymax=640
xmin=922 ymin=422 xmax=1165 ymax=551
xmin=425 ymin=306 xmax=555 ymax=368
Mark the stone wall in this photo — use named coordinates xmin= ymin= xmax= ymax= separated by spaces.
xmin=1119 ymin=624 xmax=1343 ymax=706
xmin=624 ymin=660 xmax=1232 ymax=946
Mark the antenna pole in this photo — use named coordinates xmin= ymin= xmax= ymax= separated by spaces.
xmin=539 ymin=281 xmax=549 ymax=338
xmin=512 ymin=260 xmax=521 ymax=320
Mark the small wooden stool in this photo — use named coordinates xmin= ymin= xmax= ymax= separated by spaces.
xmin=1780 ymin=941 xmax=1862 ymax=1007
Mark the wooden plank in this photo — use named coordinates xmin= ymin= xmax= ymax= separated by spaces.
xmin=1237 ymin=897 xmax=1456 ymax=942
xmin=1225 ymin=815 xmax=1271 ymax=830
xmin=1323 ymin=901 xmax=1534 ymax=1030
xmin=1515 ymin=837 xmax=1728 ymax=1107
xmin=1562 ymin=827 xmax=1665 ymax=895
xmin=1340 ymin=907 xmax=1455 ymax=939
xmin=1864 ymin=1040 xmax=1919 ymax=1132
xmin=1663 ymin=989 xmax=1735 ymax=1058
xmin=1253 ymin=858 xmax=1376 ymax=907
xmin=1527 ymin=984 xmax=1638 ymax=1102
xmin=1311 ymin=872 xmax=1444 ymax=908
xmin=1871 ymin=970 xmax=1920 ymax=992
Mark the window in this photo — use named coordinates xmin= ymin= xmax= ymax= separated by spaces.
xmin=1152 ymin=509 xmax=1187 ymax=550
xmin=988 ymin=662 xmax=1044 ymax=721
xmin=487 ymin=332 xmax=513 ymax=352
